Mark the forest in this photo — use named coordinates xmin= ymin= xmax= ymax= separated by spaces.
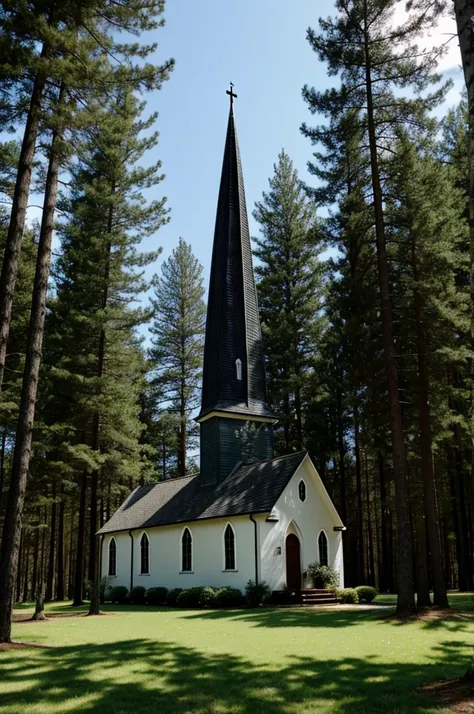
xmin=0 ymin=0 xmax=473 ymax=643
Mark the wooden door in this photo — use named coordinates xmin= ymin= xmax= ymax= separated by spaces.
xmin=286 ymin=533 xmax=301 ymax=589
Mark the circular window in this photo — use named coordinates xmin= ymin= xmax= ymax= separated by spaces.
xmin=298 ymin=480 xmax=306 ymax=502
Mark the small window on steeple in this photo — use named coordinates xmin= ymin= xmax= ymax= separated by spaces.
xmin=236 ymin=358 xmax=242 ymax=381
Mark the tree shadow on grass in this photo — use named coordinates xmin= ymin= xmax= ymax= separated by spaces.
xmin=181 ymin=605 xmax=474 ymax=633
xmin=0 ymin=635 xmax=471 ymax=714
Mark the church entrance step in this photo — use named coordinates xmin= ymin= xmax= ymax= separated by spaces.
xmin=301 ymin=590 xmax=337 ymax=605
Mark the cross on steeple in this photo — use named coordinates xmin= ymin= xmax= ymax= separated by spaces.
xmin=226 ymin=82 xmax=237 ymax=106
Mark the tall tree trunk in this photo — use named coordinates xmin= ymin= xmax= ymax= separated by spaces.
xmin=16 ymin=532 xmax=23 ymax=603
xmin=73 ymin=472 xmax=87 ymax=606
xmin=412 ymin=253 xmax=448 ymax=607
xmin=0 ymin=46 xmax=51 ymax=391
xmin=0 ymin=83 xmax=66 ymax=642
xmin=0 ymin=430 xmax=6 ymax=508
xmin=354 ymin=407 xmax=365 ymax=583
xmin=363 ymin=5 xmax=415 ymax=614
xmin=31 ymin=517 xmax=40 ymax=600
xmin=22 ymin=541 xmax=30 ymax=602
xmin=378 ymin=453 xmax=391 ymax=592
xmin=68 ymin=506 xmax=75 ymax=600
xmin=56 ymin=495 xmax=65 ymax=600
xmin=88 ymin=193 xmax=113 ymax=585
xmin=364 ymin=453 xmax=376 ymax=587
xmin=45 ymin=478 xmax=57 ymax=601
xmin=415 ymin=503 xmax=431 ymax=608
xmin=337 ymin=387 xmax=347 ymax=524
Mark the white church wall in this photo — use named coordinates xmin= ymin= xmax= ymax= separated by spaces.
xmin=101 ymin=515 xmax=256 ymax=593
xmin=259 ymin=456 xmax=345 ymax=591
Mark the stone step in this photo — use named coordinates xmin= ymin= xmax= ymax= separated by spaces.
xmin=301 ymin=589 xmax=332 ymax=594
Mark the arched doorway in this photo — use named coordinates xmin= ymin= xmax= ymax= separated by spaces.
xmin=285 ymin=533 xmax=301 ymax=589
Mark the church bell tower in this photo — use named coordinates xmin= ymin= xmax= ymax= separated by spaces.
xmin=197 ymin=86 xmax=278 ymax=486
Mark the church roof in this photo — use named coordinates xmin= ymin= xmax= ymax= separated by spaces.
xmin=97 ymin=451 xmax=306 ymax=534
xmin=198 ymin=96 xmax=276 ymax=422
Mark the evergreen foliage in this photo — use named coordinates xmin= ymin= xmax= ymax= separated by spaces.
xmin=253 ymin=151 xmax=324 ymax=453
xmin=149 ymin=238 xmax=206 ymax=477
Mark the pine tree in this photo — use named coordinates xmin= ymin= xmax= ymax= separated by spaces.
xmin=302 ymin=0 xmax=448 ymax=615
xmin=150 ymin=238 xmax=206 ymax=477
xmin=252 ymin=151 xmax=324 ymax=453
xmin=49 ymin=89 xmax=169 ymax=612
xmin=385 ymin=134 xmax=468 ymax=607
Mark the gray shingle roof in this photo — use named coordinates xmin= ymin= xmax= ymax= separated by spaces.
xmin=97 ymin=451 xmax=307 ymax=534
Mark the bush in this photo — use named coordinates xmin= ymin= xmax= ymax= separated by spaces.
xmin=307 ymin=563 xmax=339 ymax=589
xmin=336 ymin=588 xmax=359 ymax=604
xmin=215 ymin=587 xmax=244 ymax=607
xmin=127 ymin=586 xmax=146 ymax=604
xmin=245 ymin=580 xmax=271 ymax=607
xmin=355 ymin=586 xmax=377 ymax=603
xmin=146 ymin=587 xmax=168 ymax=606
xmin=200 ymin=586 xmax=218 ymax=607
xmin=106 ymin=585 xmax=129 ymax=604
xmin=166 ymin=588 xmax=183 ymax=605
xmin=177 ymin=587 xmax=206 ymax=608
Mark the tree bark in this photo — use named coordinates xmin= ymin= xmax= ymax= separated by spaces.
xmin=0 ymin=45 xmax=51 ymax=391
xmin=415 ymin=505 xmax=431 ymax=608
xmin=56 ymin=495 xmax=65 ymax=600
xmin=337 ymin=387 xmax=347 ymax=524
xmin=22 ymin=541 xmax=30 ymax=602
xmin=454 ymin=0 xmax=474 ymax=582
xmin=354 ymin=407 xmax=365 ymax=583
xmin=31 ymin=517 xmax=40 ymax=600
xmin=16 ymin=532 xmax=23 ymax=603
xmin=73 ymin=472 xmax=87 ymax=606
xmin=45 ymin=478 xmax=57 ymax=601
xmin=363 ymin=3 xmax=415 ymax=614
xmin=0 ymin=83 xmax=66 ymax=642
xmin=0 ymin=430 xmax=6 ymax=510
xmin=88 ymin=535 xmax=102 ymax=616
xmin=364 ymin=454 xmax=376 ymax=587
xmin=88 ymin=192 xmax=113 ymax=584
xmin=31 ymin=580 xmax=46 ymax=621
xmin=378 ymin=453 xmax=391 ymax=592
xmin=411 ymin=249 xmax=448 ymax=607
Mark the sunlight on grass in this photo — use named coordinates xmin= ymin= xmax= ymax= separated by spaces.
xmin=2 ymin=592 xmax=472 ymax=714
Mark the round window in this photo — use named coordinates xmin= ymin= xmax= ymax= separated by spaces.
xmin=298 ymin=480 xmax=306 ymax=502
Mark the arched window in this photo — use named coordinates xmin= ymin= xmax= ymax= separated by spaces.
xmin=236 ymin=358 xmax=242 ymax=381
xmin=108 ymin=538 xmax=116 ymax=576
xmin=298 ymin=480 xmax=307 ymax=502
xmin=224 ymin=524 xmax=236 ymax=570
xmin=140 ymin=532 xmax=150 ymax=574
xmin=318 ymin=531 xmax=328 ymax=567
xmin=181 ymin=528 xmax=192 ymax=572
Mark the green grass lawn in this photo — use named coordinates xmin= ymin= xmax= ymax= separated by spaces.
xmin=1 ymin=592 xmax=472 ymax=714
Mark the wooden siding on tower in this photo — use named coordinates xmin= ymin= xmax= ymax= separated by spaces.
xmin=200 ymin=417 xmax=274 ymax=486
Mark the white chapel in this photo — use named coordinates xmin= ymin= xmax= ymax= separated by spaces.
xmin=98 ymin=91 xmax=344 ymax=596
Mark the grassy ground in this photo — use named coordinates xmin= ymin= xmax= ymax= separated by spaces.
xmin=0 ymin=592 xmax=472 ymax=714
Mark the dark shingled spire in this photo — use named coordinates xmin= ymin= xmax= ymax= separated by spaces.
xmin=198 ymin=90 xmax=277 ymax=486
xmin=198 ymin=99 xmax=275 ymax=421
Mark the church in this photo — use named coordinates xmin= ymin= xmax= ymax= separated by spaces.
xmin=98 ymin=89 xmax=344 ymax=596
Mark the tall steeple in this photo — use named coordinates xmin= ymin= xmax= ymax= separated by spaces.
xmin=198 ymin=86 xmax=277 ymax=487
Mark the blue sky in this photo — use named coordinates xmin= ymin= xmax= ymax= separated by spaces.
xmin=140 ymin=0 xmax=463 ymax=296
xmin=140 ymin=0 xmax=336 ymax=278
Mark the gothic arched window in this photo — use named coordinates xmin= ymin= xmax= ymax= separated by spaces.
xmin=224 ymin=524 xmax=236 ymax=570
xmin=318 ymin=531 xmax=328 ymax=567
xmin=181 ymin=528 xmax=192 ymax=572
xmin=298 ymin=480 xmax=307 ymax=502
xmin=108 ymin=538 xmax=116 ymax=576
xmin=140 ymin=532 xmax=150 ymax=574
xmin=236 ymin=358 xmax=242 ymax=381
